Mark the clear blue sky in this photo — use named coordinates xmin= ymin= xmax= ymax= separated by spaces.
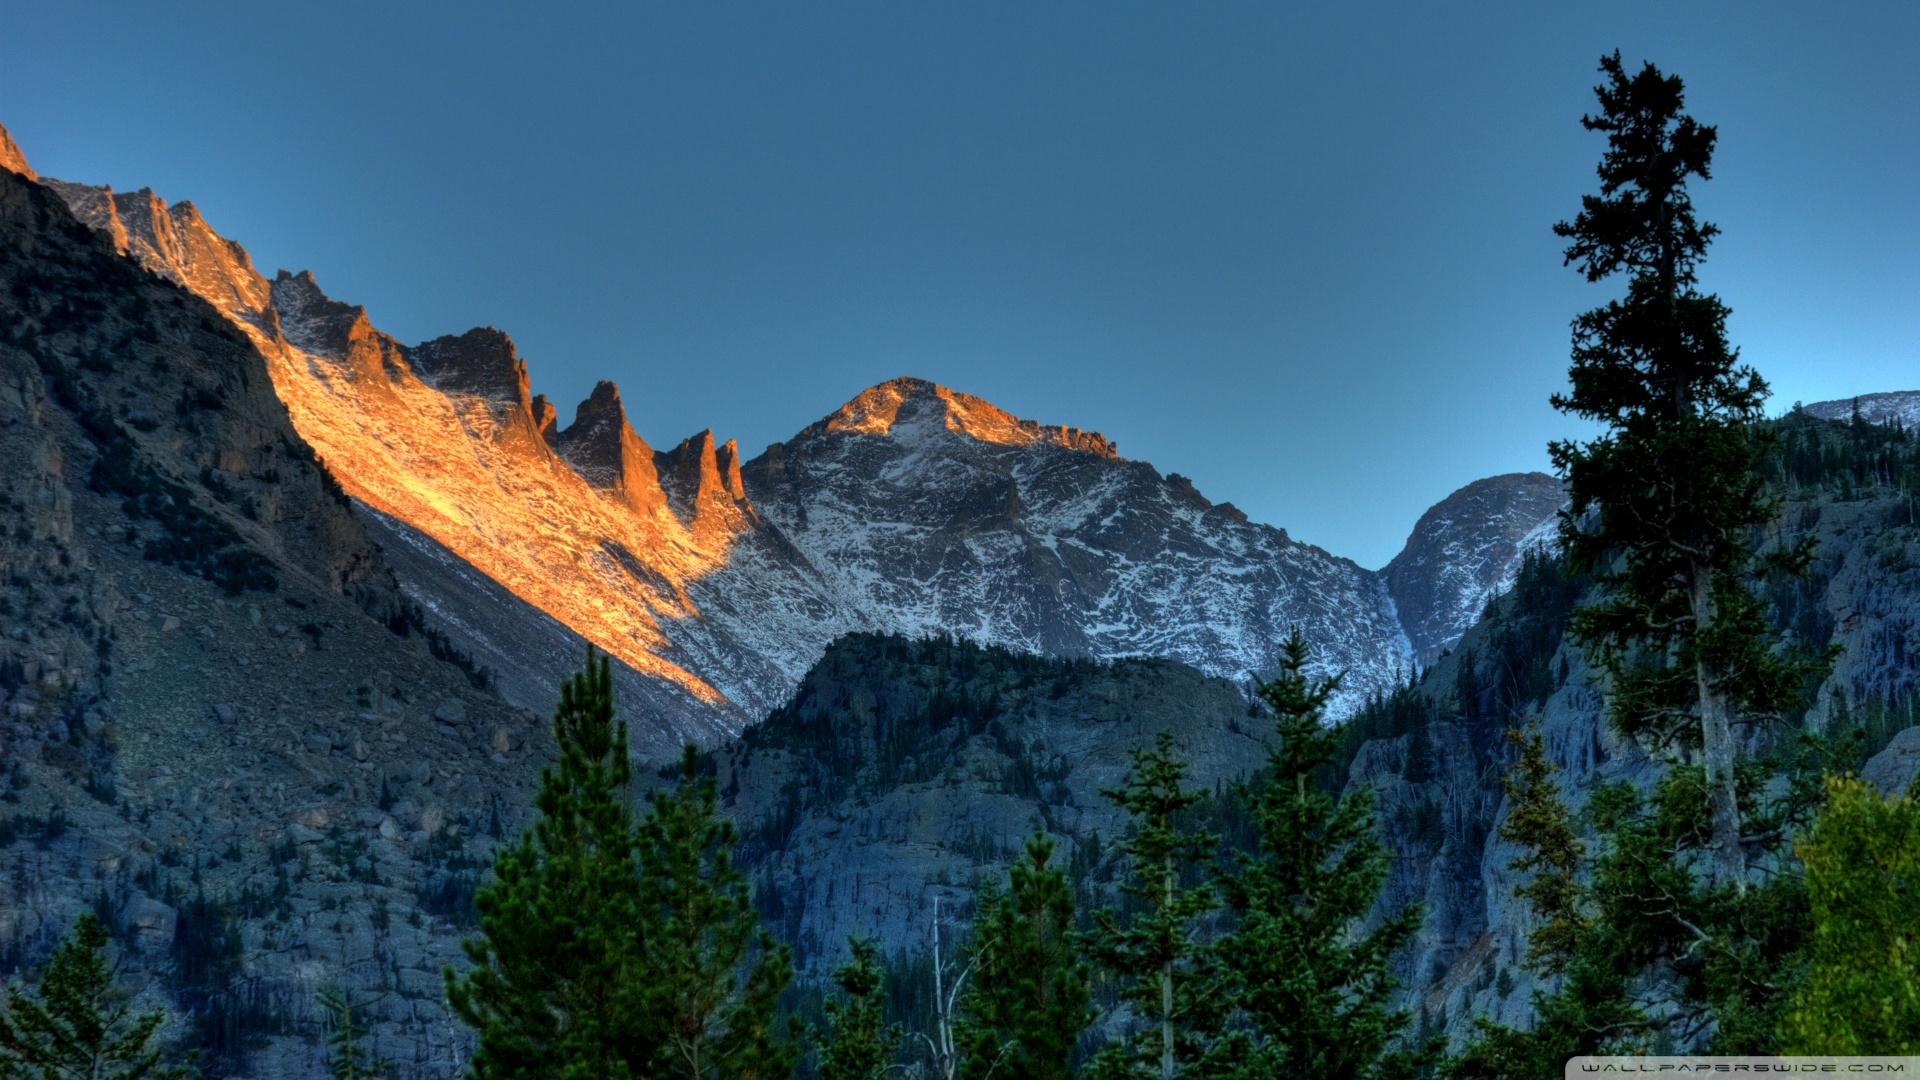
xmin=3 ymin=2 xmax=1915 ymax=568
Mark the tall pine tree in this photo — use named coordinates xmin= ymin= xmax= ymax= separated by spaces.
xmin=633 ymin=746 xmax=796 ymax=1080
xmin=1549 ymin=51 xmax=1823 ymax=890
xmin=1083 ymin=731 xmax=1224 ymax=1080
xmin=445 ymin=649 xmax=650 ymax=1079
xmin=1498 ymin=724 xmax=1586 ymax=974
xmin=1216 ymin=631 xmax=1428 ymax=1080
xmin=0 ymin=913 xmax=199 ymax=1080
xmin=958 ymin=834 xmax=1093 ymax=1080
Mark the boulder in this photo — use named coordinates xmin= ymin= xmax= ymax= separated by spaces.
xmin=1862 ymin=725 xmax=1920 ymax=796
xmin=122 ymin=894 xmax=177 ymax=951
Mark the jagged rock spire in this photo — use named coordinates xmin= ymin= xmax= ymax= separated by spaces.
xmin=409 ymin=327 xmax=533 ymax=408
xmin=656 ymin=429 xmax=756 ymax=533
xmin=531 ymin=395 xmax=559 ymax=445
xmin=555 ymin=381 xmax=667 ymax=516
xmin=0 ymin=122 xmax=35 ymax=181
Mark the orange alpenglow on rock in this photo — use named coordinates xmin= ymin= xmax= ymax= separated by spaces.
xmin=36 ymin=155 xmax=758 ymax=707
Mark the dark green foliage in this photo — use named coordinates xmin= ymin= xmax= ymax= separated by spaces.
xmin=415 ymin=828 xmax=484 ymax=931
xmin=1082 ymin=732 xmax=1224 ymax=1080
xmin=740 ymin=634 xmax=1096 ymax=818
xmin=815 ymin=938 xmax=899 ymax=1080
xmin=1216 ymin=632 xmax=1429 ymax=1079
xmin=633 ymin=745 xmax=797 ymax=1080
xmin=0 ymin=913 xmax=199 ymax=1079
xmin=1453 ymin=735 xmax=1855 ymax=1076
xmin=1832 ymin=692 xmax=1920 ymax=761
xmin=150 ymin=878 xmax=292 ymax=1077
xmin=447 ymin=649 xmax=649 ymax=1080
xmin=449 ymin=652 xmax=795 ymax=1080
xmin=1549 ymin=51 xmax=1829 ymax=889
xmin=1763 ymin=406 xmax=1920 ymax=508
xmin=958 ymin=834 xmax=1093 ymax=1080
xmin=318 ymin=988 xmax=390 ymax=1080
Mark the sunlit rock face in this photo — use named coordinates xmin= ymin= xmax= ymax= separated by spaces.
xmin=41 ymin=170 xmax=1563 ymax=744
xmin=43 ymin=174 xmax=788 ymax=749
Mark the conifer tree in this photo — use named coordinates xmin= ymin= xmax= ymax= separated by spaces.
xmin=1779 ymin=776 xmax=1920 ymax=1053
xmin=633 ymin=745 xmax=796 ymax=1080
xmin=1449 ymin=737 xmax=1649 ymax=1079
xmin=1549 ymin=51 xmax=1824 ymax=890
xmin=1498 ymin=724 xmax=1585 ymax=974
xmin=958 ymin=834 xmax=1093 ymax=1080
xmin=816 ymin=937 xmax=900 ymax=1080
xmin=319 ymin=987 xmax=391 ymax=1080
xmin=445 ymin=649 xmax=651 ymax=1079
xmin=1216 ymin=631 xmax=1427 ymax=1080
xmin=0 ymin=913 xmax=198 ymax=1080
xmin=1083 ymin=731 xmax=1223 ymax=1080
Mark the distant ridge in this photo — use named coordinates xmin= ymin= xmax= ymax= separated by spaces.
xmin=1801 ymin=390 xmax=1920 ymax=431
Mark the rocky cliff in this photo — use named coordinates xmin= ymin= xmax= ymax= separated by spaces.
xmin=720 ymin=633 xmax=1269 ymax=976
xmin=1340 ymin=410 xmax=1920 ymax=1039
xmin=0 ymin=156 xmax=546 ymax=1079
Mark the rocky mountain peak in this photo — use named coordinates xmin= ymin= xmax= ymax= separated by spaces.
xmin=570 ymin=378 xmax=628 ymax=423
xmin=0 ymin=122 xmax=34 ymax=180
xmin=531 ymin=394 xmax=559 ymax=444
xmin=37 ymin=178 xmax=129 ymax=252
xmin=816 ymin=377 xmax=1120 ymax=457
xmin=1384 ymin=471 xmax=1564 ymax=660
xmin=408 ymin=327 xmax=532 ymax=410
xmin=554 ymin=381 xmax=666 ymax=514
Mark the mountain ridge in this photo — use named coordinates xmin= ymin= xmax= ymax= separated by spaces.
xmin=0 ymin=122 xmax=1584 ymax=742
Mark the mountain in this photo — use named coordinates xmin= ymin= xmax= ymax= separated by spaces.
xmin=1383 ymin=472 xmax=1565 ymax=662
xmin=1801 ymin=390 xmax=1920 ymax=430
xmin=740 ymin=378 xmax=1416 ymax=712
xmin=22 ymin=127 xmax=1559 ymax=741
